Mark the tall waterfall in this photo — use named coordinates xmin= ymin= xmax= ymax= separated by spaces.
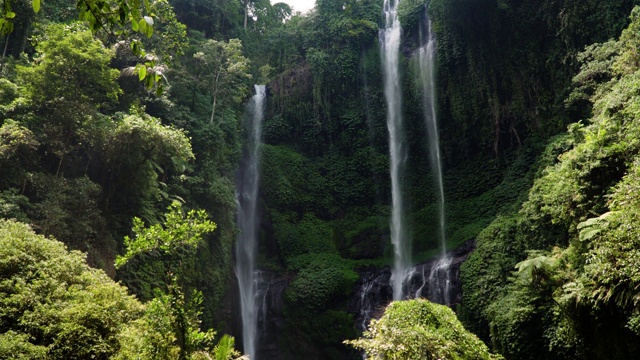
xmin=381 ymin=0 xmax=410 ymax=301
xmin=418 ymin=15 xmax=451 ymax=302
xmin=235 ymin=85 xmax=266 ymax=359
xmin=418 ymin=18 xmax=446 ymax=255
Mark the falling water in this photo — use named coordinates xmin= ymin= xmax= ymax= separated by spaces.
xmin=255 ymin=271 xmax=270 ymax=334
xmin=426 ymin=256 xmax=452 ymax=304
xmin=235 ymin=85 xmax=266 ymax=360
xmin=419 ymin=17 xmax=446 ymax=256
xmin=418 ymin=15 xmax=451 ymax=300
xmin=381 ymin=0 xmax=410 ymax=301
xmin=356 ymin=271 xmax=392 ymax=331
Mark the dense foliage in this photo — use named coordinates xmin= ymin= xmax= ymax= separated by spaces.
xmin=461 ymin=6 xmax=640 ymax=359
xmin=430 ymin=0 xmax=637 ymax=158
xmin=0 ymin=219 xmax=242 ymax=359
xmin=115 ymin=202 xmax=243 ymax=360
xmin=0 ymin=219 xmax=142 ymax=359
xmin=0 ymin=0 xmax=254 ymax=346
xmin=2 ymin=0 xmax=640 ymax=358
xmin=346 ymin=299 xmax=502 ymax=359
xmin=0 ymin=23 xmax=194 ymax=274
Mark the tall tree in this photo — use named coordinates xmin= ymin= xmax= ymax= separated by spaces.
xmin=194 ymin=38 xmax=251 ymax=124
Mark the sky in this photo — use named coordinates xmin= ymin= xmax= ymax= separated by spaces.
xmin=273 ymin=0 xmax=315 ymax=14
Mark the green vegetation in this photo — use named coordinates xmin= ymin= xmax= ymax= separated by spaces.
xmin=115 ymin=202 xmax=241 ymax=360
xmin=2 ymin=0 xmax=640 ymax=358
xmin=0 ymin=0 xmax=253 ymax=345
xmin=460 ymin=7 xmax=640 ymax=359
xmin=0 ymin=218 xmax=241 ymax=359
xmin=346 ymin=299 xmax=502 ymax=360
xmin=0 ymin=219 xmax=142 ymax=359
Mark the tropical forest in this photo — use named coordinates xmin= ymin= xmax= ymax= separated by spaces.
xmin=2 ymin=0 xmax=640 ymax=358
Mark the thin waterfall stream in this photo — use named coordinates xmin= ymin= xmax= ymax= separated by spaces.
xmin=235 ymin=85 xmax=266 ymax=360
xmin=418 ymin=15 xmax=451 ymax=299
xmin=381 ymin=0 xmax=410 ymax=301
xmin=419 ymin=17 xmax=446 ymax=257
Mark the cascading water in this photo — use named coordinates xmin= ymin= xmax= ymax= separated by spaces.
xmin=255 ymin=271 xmax=270 ymax=334
xmin=235 ymin=85 xmax=266 ymax=360
xmin=381 ymin=0 xmax=410 ymax=301
xmin=418 ymin=17 xmax=446 ymax=256
xmin=418 ymin=14 xmax=451 ymax=300
xmin=356 ymin=271 xmax=392 ymax=331
xmin=426 ymin=256 xmax=452 ymax=304
xmin=354 ymin=12 xmax=458 ymax=344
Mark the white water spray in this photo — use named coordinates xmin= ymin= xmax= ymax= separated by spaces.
xmin=418 ymin=15 xmax=452 ymax=302
xmin=381 ymin=0 xmax=410 ymax=301
xmin=235 ymin=85 xmax=266 ymax=359
xmin=418 ymin=18 xmax=446 ymax=256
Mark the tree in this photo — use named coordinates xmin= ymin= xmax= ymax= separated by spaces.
xmin=345 ymin=299 xmax=502 ymax=360
xmin=0 ymin=219 xmax=143 ymax=359
xmin=0 ymin=22 xmax=198 ymax=273
xmin=115 ymin=201 xmax=244 ymax=360
xmin=197 ymin=38 xmax=251 ymax=124
xmin=115 ymin=201 xmax=216 ymax=268
xmin=14 ymin=23 xmax=120 ymax=176
xmin=1 ymin=0 xmax=168 ymax=86
xmin=87 ymin=111 xmax=194 ymax=226
xmin=271 ymin=2 xmax=292 ymax=24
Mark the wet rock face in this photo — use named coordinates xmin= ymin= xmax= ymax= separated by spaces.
xmin=255 ymin=271 xmax=289 ymax=360
xmin=233 ymin=241 xmax=475 ymax=359
xmin=351 ymin=269 xmax=393 ymax=331
xmin=350 ymin=240 xmax=476 ymax=331
xmin=406 ymin=240 xmax=476 ymax=305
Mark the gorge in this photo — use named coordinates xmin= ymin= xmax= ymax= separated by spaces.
xmin=2 ymin=0 xmax=640 ymax=359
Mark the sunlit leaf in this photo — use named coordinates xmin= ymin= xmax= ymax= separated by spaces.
xmin=0 ymin=19 xmax=14 ymax=35
xmin=144 ymin=23 xmax=153 ymax=37
xmin=138 ymin=65 xmax=147 ymax=81
xmin=138 ymin=18 xmax=147 ymax=34
xmin=131 ymin=17 xmax=139 ymax=31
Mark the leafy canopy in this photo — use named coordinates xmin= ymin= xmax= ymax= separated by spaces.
xmin=0 ymin=219 xmax=143 ymax=359
xmin=115 ymin=201 xmax=216 ymax=268
xmin=346 ymin=299 xmax=502 ymax=360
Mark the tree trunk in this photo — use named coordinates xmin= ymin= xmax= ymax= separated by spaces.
xmin=210 ymin=95 xmax=217 ymax=124
xmin=209 ymin=66 xmax=223 ymax=124
xmin=244 ymin=3 xmax=248 ymax=30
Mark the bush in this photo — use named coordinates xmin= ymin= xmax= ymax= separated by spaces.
xmin=285 ymin=253 xmax=358 ymax=311
xmin=346 ymin=299 xmax=502 ymax=360
xmin=0 ymin=219 xmax=143 ymax=359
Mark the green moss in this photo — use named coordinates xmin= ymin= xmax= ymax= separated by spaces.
xmin=285 ymin=253 xmax=358 ymax=311
xmin=398 ymin=0 xmax=428 ymax=36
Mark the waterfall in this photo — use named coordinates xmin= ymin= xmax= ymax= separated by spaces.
xmin=426 ymin=256 xmax=452 ymax=305
xmin=355 ymin=245 xmax=472 ymax=334
xmin=355 ymin=12 xmax=455 ymax=343
xmin=235 ymin=84 xmax=266 ymax=360
xmin=406 ymin=255 xmax=455 ymax=304
xmin=418 ymin=15 xmax=451 ymax=298
xmin=356 ymin=270 xmax=392 ymax=332
xmin=381 ymin=0 xmax=410 ymax=301
xmin=419 ymin=17 xmax=446 ymax=256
